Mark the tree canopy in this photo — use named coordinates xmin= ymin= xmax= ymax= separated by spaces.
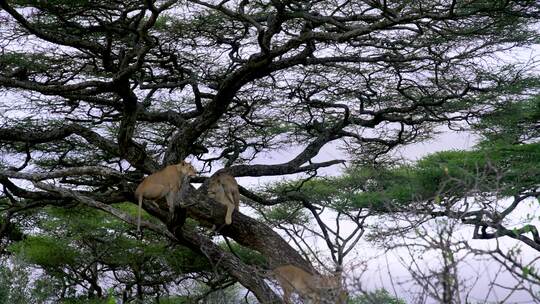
xmin=0 ymin=0 xmax=539 ymax=302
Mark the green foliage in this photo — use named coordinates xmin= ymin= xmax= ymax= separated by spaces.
xmin=0 ymin=259 xmax=64 ymax=304
xmin=156 ymin=296 xmax=191 ymax=304
xmin=5 ymin=205 xmax=209 ymax=301
xmin=166 ymin=9 xmax=242 ymax=41
xmin=59 ymin=297 xmax=115 ymax=304
xmin=263 ymin=122 xmax=297 ymax=136
xmin=0 ymin=52 xmax=44 ymax=69
xmin=164 ymin=245 xmax=211 ymax=274
xmin=154 ymin=15 xmax=175 ymax=31
xmin=0 ymin=216 xmax=24 ymax=242
xmin=191 ymin=283 xmax=246 ymax=304
xmin=0 ymin=50 xmax=68 ymax=97
xmin=261 ymin=202 xmax=309 ymax=224
xmin=8 ymin=236 xmax=78 ymax=267
xmin=32 ymin=275 xmax=68 ymax=304
xmin=475 ymin=96 xmax=540 ymax=144
xmin=264 ymin=140 xmax=539 ymax=212
xmin=113 ymin=202 xmax=154 ymax=225
xmin=521 ymin=265 xmax=537 ymax=279
xmin=424 ymin=143 xmax=538 ymax=194
xmin=0 ymin=262 xmax=32 ymax=304
xmin=348 ymin=289 xmax=406 ymax=304
xmin=352 ymin=142 xmax=540 ymax=207
xmin=153 ymin=284 xmax=251 ymax=304
xmin=343 ymin=166 xmax=427 ymax=209
xmin=45 ymin=205 xmax=116 ymax=231
xmin=220 ymin=242 xmax=267 ymax=267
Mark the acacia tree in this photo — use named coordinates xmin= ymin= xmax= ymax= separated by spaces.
xmin=0 ymin=0 xmax=538 ymax=302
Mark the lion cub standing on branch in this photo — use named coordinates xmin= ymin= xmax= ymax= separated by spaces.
xmin=207 ymin=172 xmax=239 ymax=225
xmin=135 ymin=161 xmax=197 ymax=231
xmin=272 ymin=265 xmax=347 ymax=304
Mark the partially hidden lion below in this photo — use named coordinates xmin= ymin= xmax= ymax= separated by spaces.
xmin=272 ymin=264 xmax=348 ymax=304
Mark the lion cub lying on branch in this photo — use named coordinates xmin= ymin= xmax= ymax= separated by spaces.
xmin=135 ymin=161 xmax=197 ymax=231
xmin=272 ymin=265 xmax=347 ymax=304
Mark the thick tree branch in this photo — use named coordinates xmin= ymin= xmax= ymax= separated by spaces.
xmin=1 ymin=167 xmax=123 ymax=181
